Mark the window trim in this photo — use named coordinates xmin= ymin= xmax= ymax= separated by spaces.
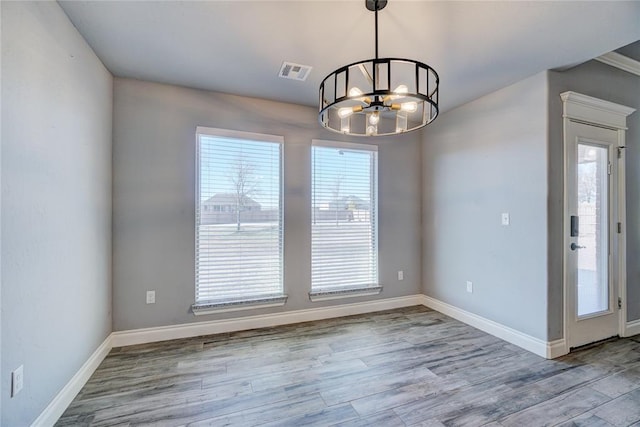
xmin=311 ymin=139 xmax=379 ymax=152
xmin=309 ymin=286 xmax=383 ymax=302
xmin=309 ymin=139 xmax=380 ymax=300
xmin=193 ymin=126 xmax=285 ymax=313
xmin=192 ymin=295 xmax=288 ymax=315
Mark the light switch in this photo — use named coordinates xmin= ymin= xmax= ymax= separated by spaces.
xmin=146 ymin=290 xmax=156 ymax=304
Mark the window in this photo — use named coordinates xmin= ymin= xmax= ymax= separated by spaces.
xmin=194 ymin=127 xmax=284 ymax=313
xmin=311 ymin=140 xmax=380 ymax=299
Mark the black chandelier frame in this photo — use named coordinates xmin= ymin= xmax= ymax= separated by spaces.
xmin=318 ymin=0 xmax=440 ymax=136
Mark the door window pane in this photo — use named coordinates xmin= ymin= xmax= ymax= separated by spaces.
xmin=577 ymin=144 xmax=609 ymax=316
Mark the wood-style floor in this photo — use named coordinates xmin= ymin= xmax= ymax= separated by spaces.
xmin=56 ymin=306 xmax=640 ymax=426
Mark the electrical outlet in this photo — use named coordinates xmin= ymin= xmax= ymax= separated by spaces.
xmin=11 ymin=365 xmax=23 ymax=397
xmin=466 ymin=281 xmax=473 ymax=293
xmin=397 ymin=270 xmax=404 ymax=281
xmin=146 ymin=290 xmax=156 ymax=304
xmin=501 ymin=212 xmax=510 ymax=226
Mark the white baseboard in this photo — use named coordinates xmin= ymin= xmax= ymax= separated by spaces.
xmin=37 ymin=292 xmax=577 ymax=425
xmin=112 ymin=295 xmax=423 ymax=347
xmin=33 ymin=295 xmax=421 ymax=426
xmin=419 ymin=295 xmax=567 ymax=359
xmin=547 ymin=338 xmax=568 ymax=359
xmin=623 ymin=319 xmax=640 ymax=337
xmin=31 ymin=335 xmax=113 ymax=427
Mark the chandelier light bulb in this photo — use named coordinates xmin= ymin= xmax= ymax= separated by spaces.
xmin=384 ymin=84 xmax=409 ymax=103
xmin=393 ymin=84 xmax=408 ymax=94
xmin=349 ymin=87 xmax=364 ymax=97
xmin=391 ymin=102 xmax=418 ymax=113
xmin=349 ymin=87 xmax=371 ymax=104
xmin=366 ymin=125 xmax=377 ymax=136
xmin=401 ymin=102 xmax=418 ymax=113
xmin=338 ymin=107 xmax=354 ymax=118
xmin=338 ymin=105 xmax=363 ymax=118
xmin=368 ymin=112 xmax=380 ymax=125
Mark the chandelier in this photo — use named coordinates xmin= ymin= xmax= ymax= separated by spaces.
xmin=319 ymin=0 xmax=439 ymax=137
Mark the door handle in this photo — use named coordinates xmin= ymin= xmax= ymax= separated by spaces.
xmin=570 ymin=243 xmax=586 ymax=251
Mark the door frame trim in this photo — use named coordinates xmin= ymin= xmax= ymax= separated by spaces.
xmin=561 ymin=91 xmax=635 ymax=353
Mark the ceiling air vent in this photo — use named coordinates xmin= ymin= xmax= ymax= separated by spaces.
xmin=278 ymin=62 xmax=312 ymax=81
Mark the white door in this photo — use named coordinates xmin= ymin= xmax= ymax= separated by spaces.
xmin=565 ymin=121 xmax=620 ymax=349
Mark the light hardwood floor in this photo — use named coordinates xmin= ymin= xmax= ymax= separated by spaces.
xmin=56 ymin=306 xmax=640 ymax=426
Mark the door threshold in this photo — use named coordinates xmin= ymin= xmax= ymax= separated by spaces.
xmin=570 ymin=335 xmax=619 ymax=353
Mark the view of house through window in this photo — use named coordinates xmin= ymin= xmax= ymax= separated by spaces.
xmin=195 ymin=127 xmax=283 ymax=303
xmin=311 ymin=141 xmax=378 ymax=292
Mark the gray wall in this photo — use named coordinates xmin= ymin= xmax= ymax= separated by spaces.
xmin=421 ymin=61 xmax=639 ymax=342
xmin=0 ymin=1 xmax=3 ymax=421
xmin=1 ymin=2 xmax=113 ymax=425
xmin=548 ymin=60 xmax=640 ymax=323
xmin=112 ymin=78 xmax=422 ymax=331
xmin=421 ymin=72 xmax=550 ymax=341
xmin=0 ymin=1 xmax=4 ymax=423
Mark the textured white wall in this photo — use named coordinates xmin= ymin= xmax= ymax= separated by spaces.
xmin=112 ymin=78 xmax=423 ymax=331
xmin=1 ymin=2 xmax=112 ymax=425
xmin=421 ymin=72 xmax=550 ymax=340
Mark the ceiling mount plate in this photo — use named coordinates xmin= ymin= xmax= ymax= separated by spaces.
xmin=365 ymin=0 xmax=388 ymax=12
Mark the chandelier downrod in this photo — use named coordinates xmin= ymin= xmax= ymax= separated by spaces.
xmin=374 ymin=2 xmax=379 ymax=60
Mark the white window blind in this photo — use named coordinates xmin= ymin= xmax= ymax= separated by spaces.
xmin=311 ymin=140 xmax=378 ymax=291
xmin=196 ymin=127 xmax=283 ymax=303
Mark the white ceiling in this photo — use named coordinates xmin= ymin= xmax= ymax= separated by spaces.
xmin=59 ymin=1 xmax=640 ymax=113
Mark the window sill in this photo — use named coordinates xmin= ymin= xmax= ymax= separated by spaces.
xmin=309 ymin=286 xmax=383 ymax=302
xmin=192 ymin=295 xmax=288 ymax=315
